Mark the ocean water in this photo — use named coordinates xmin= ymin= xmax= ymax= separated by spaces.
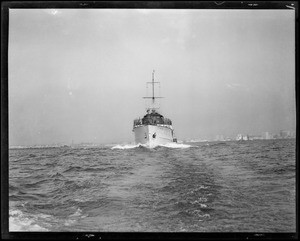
xmin=9 ymin=139 xmax=296 ymax=232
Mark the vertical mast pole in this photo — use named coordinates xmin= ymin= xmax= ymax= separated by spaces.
xmin=152 ymin=70 xmax=155 ymax=104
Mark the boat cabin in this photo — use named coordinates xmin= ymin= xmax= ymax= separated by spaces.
xmin=133 ymin=109 xmax=172 ymax=127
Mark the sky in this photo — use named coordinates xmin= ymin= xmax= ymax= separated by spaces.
xmin=9 ymin=9 xmax=296 ymax=146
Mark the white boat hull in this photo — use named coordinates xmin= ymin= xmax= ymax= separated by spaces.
xmin=133 ymin=125 xmax=174 ymax=147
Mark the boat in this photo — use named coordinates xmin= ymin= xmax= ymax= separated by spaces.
xmin=236 ymin=134 xmax=243 ymax=141
xmin=236 ymin=134 xmax=249 ymax=141
xmin=132 ymin=70 xmax=177 ymax=147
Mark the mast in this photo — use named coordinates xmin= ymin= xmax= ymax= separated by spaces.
xmin=143 ymin=70 xmax=163 ymax=110
xmin=152 ymin=70 xmax=155 ymax=104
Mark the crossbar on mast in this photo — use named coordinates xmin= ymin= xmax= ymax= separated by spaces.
xmin=142 ymin=70 xmax=163 ymax=99
xmin=142 ymin=70 xmax=164 ymax=111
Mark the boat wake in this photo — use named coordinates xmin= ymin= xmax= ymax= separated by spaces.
xmin=111 ymin=144 xmax=142 ymax=150
xmin=111 ymin=142 xmax=192 ymax=150
xmin=158 ymin=142 xmax=192 ymax=149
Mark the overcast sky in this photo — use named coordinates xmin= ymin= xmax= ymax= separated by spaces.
xmin=9 ymin=9 xmax=295 ymax=146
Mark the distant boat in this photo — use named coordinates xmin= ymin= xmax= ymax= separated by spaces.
xmin=132 ymin=70 xmax=177 ymax=146
xmin=236 ymin=134 xmax=249 ymax=141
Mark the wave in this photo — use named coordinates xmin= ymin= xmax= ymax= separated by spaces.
xmin=64 ymin=208 xmax=87 ymax=227
xmin=111 ymin=144 xmax=141 ymax=150
xmin=187 ymin=139 xmax=209 ymax=143
xmin=9 ymin=209 xmax=49 ymax=231
xmin=22 ymin=179 xmax=50 ymax=187
xmin=62 ymin=166 xmax=83 ymax=173
xmin=158 ymin=143 xmax=192 ymax=149
xmin=111 ymin=142 xmax=193 ymax=150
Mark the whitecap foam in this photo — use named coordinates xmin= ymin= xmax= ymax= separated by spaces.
xmin=192 ymin=210 xmax=210 ymax=218
xmin=111 ymin=142 xmax=193 ymax=149
xmin=111 ymin=144 xmax=142 ymax=150
xmin=64 ymin=208 xmax=85 ymax=226
xmin=158 ymin=142 xmax=192 ymax=149
xmin=64 ymin=219 xmax=76 ymax=226
xmin=9 ymin=209 xmax=48 ymax=231
xmin=69 ymin=208 xmax=82 ymax=217
xmin=111 ymin=142 xmax=164 ymax=149
xmin=191 ymin=197 xmax=208 ymax=204
xmin=197 ymin=213 xmax=211 ymax=221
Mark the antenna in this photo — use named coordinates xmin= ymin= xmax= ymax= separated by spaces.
xmin=143 ymin=70 xmax=163 ymax=110
xmin=152 ymin=70 xmax=155 ymax=103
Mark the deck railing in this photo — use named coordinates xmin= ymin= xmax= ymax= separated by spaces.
xmin=133 ymin=117 xmax=172 ymax=127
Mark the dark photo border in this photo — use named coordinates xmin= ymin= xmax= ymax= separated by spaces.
xmin=1 ymin=1 xmax=298 ymax=240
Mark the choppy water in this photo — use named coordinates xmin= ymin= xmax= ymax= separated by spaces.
xmin=9 ymin=139 xmax=296 ymax=232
